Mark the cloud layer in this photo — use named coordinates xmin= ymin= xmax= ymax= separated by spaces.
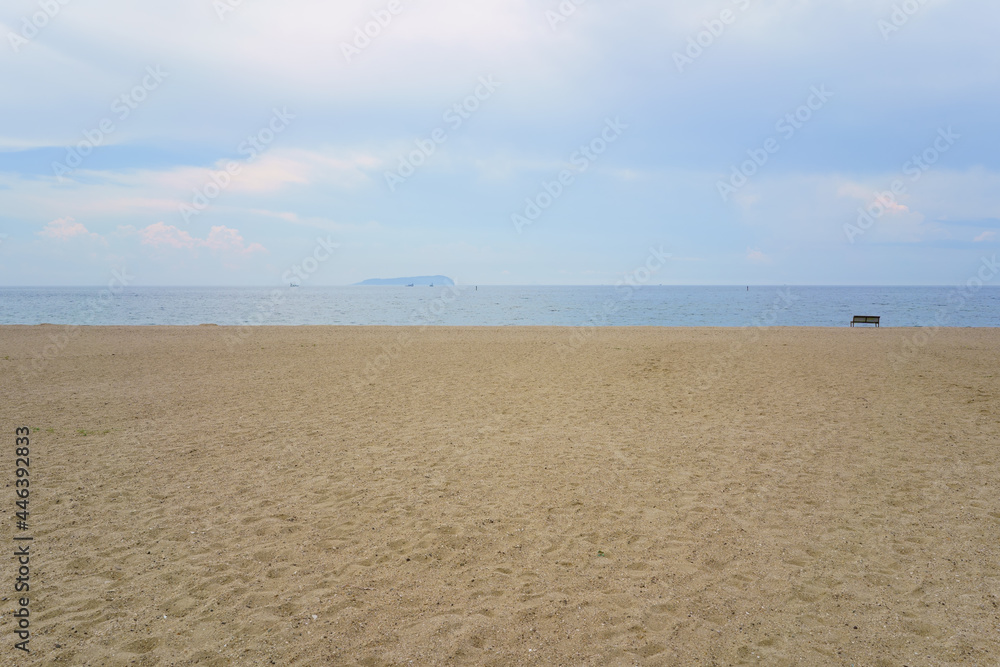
xmin=0 ymin=0 xmax=997 ymax=285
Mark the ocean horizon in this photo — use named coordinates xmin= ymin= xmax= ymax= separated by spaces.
xmin=1 ymin=285 xmax=997 ymax=327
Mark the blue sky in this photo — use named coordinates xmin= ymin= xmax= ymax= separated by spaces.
xmin=0 ymin=0 xmax=998 ymax=286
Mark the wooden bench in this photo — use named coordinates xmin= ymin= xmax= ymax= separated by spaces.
xmin=851 ymin=315 xmax=880 ymax=327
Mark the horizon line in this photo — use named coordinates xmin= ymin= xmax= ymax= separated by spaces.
xmin=2 ymin=284 xmax=998 ymax=289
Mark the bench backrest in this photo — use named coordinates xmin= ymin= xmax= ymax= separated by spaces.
xmin=852 ymin=315 xmax=880 ymax=323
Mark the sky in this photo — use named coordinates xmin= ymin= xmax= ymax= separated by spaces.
xmin=0 ymin=0 xmax=998 ymax=286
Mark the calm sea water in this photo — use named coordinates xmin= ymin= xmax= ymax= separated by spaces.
xmin=0 ymin=286 xmax=997 ymax=327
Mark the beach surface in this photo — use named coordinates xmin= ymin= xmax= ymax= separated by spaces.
xmin=1 ymin=325 xmax=999 ymax=665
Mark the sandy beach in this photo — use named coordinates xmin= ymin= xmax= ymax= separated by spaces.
xmin=1 ymin=325 xmax=999 ymax=665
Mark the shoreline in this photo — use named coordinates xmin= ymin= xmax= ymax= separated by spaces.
xmin=3 ymin=323 xmax=998 ymax=328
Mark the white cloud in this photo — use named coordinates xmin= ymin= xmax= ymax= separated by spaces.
xmin=137 ymin=222 xmax=266 ymax=255
xmin=727 ymin=168 xmax=1000 ymax=247
xmin=38 ymin=217 xmax=103 ymax=242
xmin=66 ymin=147 xmax=379 ymax=197
xmin=203 ymin=225 xmax=267 ymax=254
xmin=138 ymin=221 xmax=197 ymax=249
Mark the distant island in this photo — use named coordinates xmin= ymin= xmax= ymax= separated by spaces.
xmin=355 ymin=275 xmax=455 ymax=286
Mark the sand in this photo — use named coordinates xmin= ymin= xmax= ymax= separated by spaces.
xmin=1 ymin=325 xmax=999 ymax=665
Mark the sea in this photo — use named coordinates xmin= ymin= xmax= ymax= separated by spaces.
xmin=0 ymin=286 xmax=997 ymax=327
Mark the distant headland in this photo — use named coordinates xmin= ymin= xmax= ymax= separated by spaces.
xmin=355 ymin=275 xmax=455 ymax=286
